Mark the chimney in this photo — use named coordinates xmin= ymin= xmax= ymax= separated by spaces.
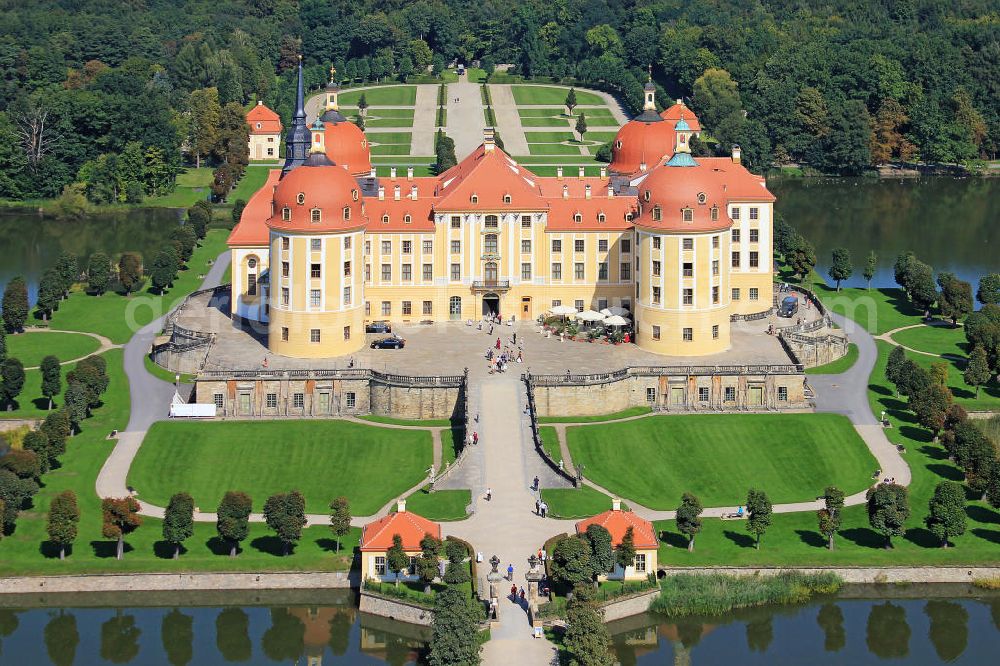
xmin=369 ymin=167 xmax=376 ymax=178
xmin=397 ymin=498 xmax=406 ymax=513
xmin=410 ymin=185 xmax=418 ymax=200
xmin=407 ymin=166 xmax=414 ymax=180
xmin=676 ymin=98 xmax=682 ymax=106
xmin=607 ymin=184 xmax=614 ymax=198
xmin=390 ymin=167 xmax=397 ymax=179
xmin=556 ymin=167 xmax=563 ymax=179
xmin=612 ymin=497 xmax=621 ymax=511
xmin=257 ymin=100 xmax=263 ymax=106
xmin=639 ymin=162 xmax=647 ymax=172
xmin=562 ymin=184 xmax=569 ymax=199
xmin=578 ymin=166 xmax=585 ymax=179
xmin=584 ymin=184 xmax=591 ymax=199
xmin=600 ymin=167 xmax=607 ymax=179
xmin=484 ymin=127 xmax=496 ymax=152
xmin=731 ymin=144 xmax=741 ymax=165
xmin=377 ymin=186 xmax=385 ymax=201
xmin=393 ymin=185 xmax=401 ymax=201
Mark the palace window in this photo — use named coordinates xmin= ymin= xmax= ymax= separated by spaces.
xmin=732 ymin=229 xmax=740 ymax=242
xmin=682 ymin=208 xmax=693 ymax=223
xmin=310 ymin=289 xmax=321 ymax=307
xmin=574 ymin=239 xmax=585 ymax=253
xmin=423 ymin=264 xmax=433 ymax=280
xmin=343 ymin=206 xmax=351 ymax=221
xmin=551 ymin=300 xmax=562 ymax=308
xmin=620 ymin=262 xmax=631 ymax=280
xmin=683 ymin=237 xmax=693 ymax=250
xmin=711 ymin=205 xmax=719 ymax=221
xmin=574 ymin=263 xmax=585 ymax=280
xmin=381 ymin=240 xmax=391 ymax=254
xmin=521 ymin=263 xmax=532 ymax=280
xmin=732 ymin=288 xmax=741 ymax=301
xmin=778 ymin=386 xmax=788 ymax=402
xmin=343 ymin=286 xmax=351 ymax=305
xmin=470 ymin=194 xmax=479 ymax=204
xmin=712 ymin=260 xmax=719 ymax=276
xmin=731 ymin=207 xmax=741 ymax=220
xmin=374 ymin=556 xmax=386 ymax=575
xmin=652 ymin=326 xmax=660 ymax=340
xmin=282 ymin=207 xmax=291 ymax=221
xmin=683 ymin=288 xmax=693 ymax=305
xmin=364 ymin=264 xmax=371 ymax=282
xmin=343 ymin=325 xmax=351 ymax=340
xmin=598 ymin=239 xmax=608 ymax=252
xmin=381 ymin=301 xmax=391 ymax=316
xmin=712 ymin=324 xmax=719 ymax=339
xmin=699 ymin=387 xmax=709 ymax=402
xmin=573 ymin=213 xmax=583 ymax=224
xmin=621 ymin=238 xmax=631 ymax=253
xmin=450 ymin=216 xmax=461 ymax=229
xmin=310 ymin=329 xmax=320 ymax=343
xmin=521 ymin=239 xmax=531 ymax=253
xmin=451 ymin=264 xmax=461 ymax=280
xmin=352 ymin=189 xmax=359 ymax=201
xmin=712 ymin=235 xmax=720 ymax=249
xmin=311 ymin=263 xmax=321 ymax=278
xmin=634 ymin=554 xmax=647 ymax=573
xmin=598 ymin=213 xmax=606 ymax=223
xmin=503 ymin=194 xmax=512 ymax=204
xmin=310 ymin=239 xmax=321 ymax=251
xmin=281 ymin=287 xmax=289 ymax=306
xmin=451 ymin=240 xmax=461 ymax=253
xmin=683 ymin=262 xmax=693 ymax=277
xmin=402 ymin=301 xmax=412 ymax=315
xmin=214 ymin=393 xmax=224 ymax=409
xmin=749 ymin=251 xmax=759 ymax=268
xmin=247 ymin=273 xmax=257 ymax=296
xmin=652 ymin=286 xmax=661 ymax=304
xmin=551 ymin=263 xmax=562 ymax=280
xmin=575 ymin=300 xmax=584 ymax=312
xmin=423 ymin=240 xmax=433 ymax=254
xmin=484 ymin=234 xmax=498 ymax=253
xmin=402 ymin=240 xmax=412 ymax=254
xmin=365 ymin=240 xmax=371 ymax=255
xmin=381 ymin=264 xmax=391 ymax=281
xmin=697 ymin=192 xmax=707 ymax=204
xmin=652 ymin=205 xmax=662 ymax=222
xmin=296 ymin=193 xmax=305 ymax=205
xmin=522 ymin=215 xmax=532 ymax=228
xmin=402 ymin=264 xmax=412 ymax=281
xmin=683 ymin=327 xmax=693 ymax=341
xmin=598 ymin=263 xmax=608 ymax=281
xmin=282 ymin=261 xmax=289 ymax=278
xmin=404 ymin=214 xmax=412 ymax=224
xmin=731 ymin=252 xmax=741 ymax=268
xmin=344 ymin=261 xmax=351 ymax=277
xmin=344 ymin=237 xmax=351 ymax=250
xmin=311 ymin=208 xmax=321 ymax=224
xmin=552 ymin=239 xmax=562 ymax=253
xmin=725 ymin=386 xmax=736 ymax=401
xmin=266 ymin=393 xmax=277 ymax=409
xmin=652 ymin=237 xmax=661 ymax=250
xmin=423 ymin=300 xmax=433 ymax=315
xmin=712 ymin=286 xmax=720 ymax=304
xmin=346 ymin=392 xmax=356 ymax=408
xmin=750 ymin=287 xmax=759 ymax=301
xmin=484 ymin=214 xmax=498 ymax=229
xmin=750 ymin=207 xmax=759 ymax=220
xmin=652 ymin=260 xmax=661 ymax=277
xmin=643 ymin=190 xmax=650 ymax=202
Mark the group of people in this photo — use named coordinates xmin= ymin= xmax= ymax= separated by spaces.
xmin=486 ymin=334 xmax=523 ymax=374
xmin=534 ymin=497 xmax=549 ymax=517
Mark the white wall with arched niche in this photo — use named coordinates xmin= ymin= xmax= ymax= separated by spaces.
xmin=232 ymin=247 xmax=271 ymax=323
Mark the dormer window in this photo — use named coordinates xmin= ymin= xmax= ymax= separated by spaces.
xmin=404 ymin=214 xmax=412 ymax=224
xmin=682 ymin=208 xmax=694 ymax=222
xmin=598 ymin=213 xmax=606 ymax=223
xmin=615 ymin=140 xmax=622 ymax=149
xmin=343 ymin=206 xmax=351 ymax=221
xmin=352 ymin=189 xmax=359 ymax=201
xmin=625 ymin=213 xmax=633 ymax=221
xmin=382 ymin=214 xmax=389 ymax=224
xmin=652 ymin=205 xmax=662 ymax=222
xmin=503 ymin=194 xmax=512 ymax=204
xmin=697 ymin=192 xmax=707 ymax=204
xmin=644 ymin=190 xmax=651 ymax=202
xmin=711 ymin=205 xmax=719 ymax=221
xmin=282 ymin=207 xmax=291 ymax=221
xmin=296 ymin=193 xmax=305 ymax=205
xmin=573 ymin=213 xmax=583 ymax=223
xmin=256 ymin=122 xmax=261 ymax=129
xmin=470 ymin=194 xmax=479 ymax=204
xmin=311 ymin=208 xmax=321 ymax=224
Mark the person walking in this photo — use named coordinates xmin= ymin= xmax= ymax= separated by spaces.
xmin=540 ymin=501 xmax=548 ymax=518
xmin=473 ymin=431 xmax=479 ymax=445
xmin=535 ymin=498 xmax=540 ymax=515
xmin=507 ymin=563 xmax=514 ymax=581
xmin=486 ymin=487 xmax=492 ymax=501
xmin=519 ymin=587 xmax=526 ymax=602
xmin=510 ymin=583 xmax=517 ymax=599
xmin=533 ymin=475 xmax=540 ymax=490
xmin=496 ymin=337 xmax=501 ymax=350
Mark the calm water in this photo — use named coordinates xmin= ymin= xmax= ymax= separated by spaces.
xmin=0 ymin=208 xmax=183 ymax=304
xmin=771 ymin=177 xmax=1000 ymax=291
xmin=610 ymin=590 xmax=1000 ymax=665
xmin=0 ymin=590 xmax=427 ymax=665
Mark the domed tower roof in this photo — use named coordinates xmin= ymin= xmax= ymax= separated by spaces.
xmin=320 ymin=65 xmax=348 ymax=123
xmin=674 ymin=117 xmax=691 ymax=132
xmin=267 ymin=152 xmax=366 ymax=233
xmin=322 ymin=120 xmax=372 ymax=177
xmin=661 ymin=100 xmax=702 ymax=131
xmin=608 ymin=75 xmax=678 ymax=175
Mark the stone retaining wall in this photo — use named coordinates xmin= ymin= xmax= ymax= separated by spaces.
xmin=599 ymin=587 xmax=661 ymax=622
xmin=359 ymin=590 xmax=435 ymax=626
xmin=659 ymin=566 xmax=1000 ymax=584
xmin=0 ymin=571 xmax=352 ymax=595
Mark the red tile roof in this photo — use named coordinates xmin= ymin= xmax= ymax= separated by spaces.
xmin=366 ymin=176 xmax=438 ymax=231
xmin=323 ymin=120 xmax=372 ymax=176
xmin=609 ymin=117 xmax=676 ymax=176
xmin=360 ymin=510 xmax=441 ymax=552
xmin=576 ymin=509 xmax=657 ymax=549
xmin=227 ymin=169 xmax=281 ymax=247
xmin=661 ymin=102 xmax=702 ymax=132
xmin=246 ymin=102 xmax=282 ymax=135
xmin=435 ymin=145 xmax=545 ymax=211
xmin=544 ymin=197 xmax=637 ymax=231
xmin=266 ymin=156 xmax=367 ymax=234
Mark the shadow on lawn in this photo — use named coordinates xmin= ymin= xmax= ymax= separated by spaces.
xmin=903 ymin=527 xmax=940 ymax=548
xmin=723 ymin=530 xmax=756 ymax=549
xmin=971 ymin=528 xmax=1000 ymax=545
xmin=840 ymin=527 xmax=885 ymax=549
xmin=152 ymin=540 xmax=188 ymax=559
xmin=658 ymin=530 xmax=688 ymax=549
xmin=39 ymin=540 xmax=73 ymax=559
xmin=926 ymin=463 xmax=965 ymax=482
xmin=967 ymin=505 xmax=1000 ymax=524
xmin=90 ymin=540 xmax=134 ymax=558
xmin=795 ymin=530 xmax=827 ymax=548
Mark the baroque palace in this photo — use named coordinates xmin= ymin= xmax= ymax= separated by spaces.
xmin=229 ymin=64 xmax=776 ymax=359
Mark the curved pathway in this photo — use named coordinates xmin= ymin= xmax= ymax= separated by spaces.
xmin=878 ymin=321 xmax=966 ymax=362
xmin=20 ymin=328 xmax=120 ymax=370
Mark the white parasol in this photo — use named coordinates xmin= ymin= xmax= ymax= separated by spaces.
xmin=549 ymin=305 xmax=578 ymax=316
xmin=603 ymin=315 xmax=630 ymax=326
xmin=576 ymin=309 xmax=605 ymax=321
xmin=600 ymin=306 xmax=630 ymax=317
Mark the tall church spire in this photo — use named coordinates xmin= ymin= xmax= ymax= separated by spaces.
xmin=282 ymin=55 xmax=309 ymax=175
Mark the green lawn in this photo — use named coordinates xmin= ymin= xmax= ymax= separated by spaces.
xmin=440 ymin=427 xmax=461 ymax=469
xmin=340 ymin=86 xmax=416 ymax=106
xmin=802 ymin=283 xmax=924 ymax=336
xmin=568 ymin=414 xmax=876 ymax=509
xmin=805 ymin=343 xmax=859 ymax=375
xmin=518 ymin=108 xmax=566 ymax=117
xmin=344 ymin=107 xmax=414 ymax=119
xmin=370 ymin=144 xmax=413 ymax=156
xmin=523 ymin=131 xmax=575 ymax=143
xmin=364 ymin=117 xmax=416 ymax=128
xmin=143 ymin=167 xmax=213 ymax=208
xmin=0 ymin=362 xmax=75 ymax=418
xmin=527 ymin=144 xmax=584 ymax=155
xmin=511 ymin=86 xmax=604 ymax=106
xmin=580 ymin=110 xmax=619 ymax=126
xmin=357 ymin=415 xmax=453 ymax=427
xmin=538 ymin=426 xmax=561 ymax=462
xmin=520 ymin=116 xmax=572 ymax=127
xmin=129 ymin=420 xmax=433 ymax=515
xmin=366 ymin=132 xmax=412 ymax=145
xmin=6 ymin=331 xmax=101 ymax=367
xmin=41 ymin=229 xmax=229 ymax=343
xmin=538 ymin=406 xmax=651 ymax=424
xmin=883 ymin=340 xmax=1000 ymax=411
xmin=400 ymin=487 xmax=470 ymax=521
xmin=540 ymin=486 xmax=622 ymax=519
xmin=142 ymin=355 xmax=196 ymax=384
xmin=584 ymin=131 xmax=618 ymax=142
xmin=891 ymin=323 xmax=968 ymax=356
xmin=227 ymin=165 xmax=273 ymax=204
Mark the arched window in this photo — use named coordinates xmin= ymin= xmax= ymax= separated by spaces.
xmin=470 ymin=194 xmax=479 ymax=204
xmin=484 ymin=234 xmax=498 ymax=253
xmin=625 ymin=213 xmax=633 ymax=222
xmin=352 ymin=189 xmax=359 ymax=201
xmin=615 ymin=140 xmax=622 ymax=149
xmin=598 ymin=213 xmax=606 ymax=223
xmin=484 ymin=214 xmax=498 ymax=229
xmin=502 ymin=194 xmax=512 ymax=204
xmin=256 ymin=122 xmax=261 ymax=129
xmin=311 ymin=208 xmax=321 ymax=224
xmin=404 ymin=214 xmax=412 ymax=224
xmin=643 ymin=190 xmax=651 ymax=202
xmin=711 ymin=205 xmax=719 ymax=221
xmin=682 ymin=208 xmax=693 ymax=222
xmin=652 ymin=206 xmax=662 ymax=222
xmin=381 ymin=214 xmax=389 ymax=224
xmin=296 ymin=193 xmax=305 ymax=205
xmin=573 ymin=213 xmax=583 ymax=223
xmin=680 ymin=134 xmax=687 ymax=144
xmin=343 ymin=206 xmax=351 ymax=221
xmin=246 ymin=256 xmax=259 ymax=296
xmin=282 ymin=207 xmax=291 ymax=221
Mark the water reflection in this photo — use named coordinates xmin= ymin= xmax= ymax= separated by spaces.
xmin=44 ymin=612 xmax=78 ymax=666
xmin=100 ymin=612 xmax=141 ymax=663
xmin=215 ymin=607 xmax=251 ymax=662
xmin=162 ymin=609 xmax=194 ymax=666
xmin=609 ymin=593 xmax=1000 ymax=664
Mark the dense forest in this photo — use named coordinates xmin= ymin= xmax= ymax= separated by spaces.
xmin=0 ymin=0 xmax=996 ymax=201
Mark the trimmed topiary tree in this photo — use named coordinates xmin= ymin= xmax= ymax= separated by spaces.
xmin=46 ymin=490 xmax=80 ymax=559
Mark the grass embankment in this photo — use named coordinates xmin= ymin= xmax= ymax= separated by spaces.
xmin=142 ymin=355 xmax=196 ymax=384
xmin=129 ymin=420 xmax=433 ymax=515
xmin=538 ymin=406 xmax=651 ymax=424
xmin=339 ymin=86 xmax=416 ymax=106
xmin=538 ymin=426 xmax=560 ymax=462
xmin=540 ymin=486 xmax=623 ymax=519
xmin=226 ymin=165 xmax=272 ymax=204
xmin=568 ymin=413 xmax=875 ymax=508
xmin=357 ymin=415 xmax=453 ymax=427
xmin=399 ymin=487 xmax=471 ymax=522
xmin=651 ymin=572 xmax=842 ymax=617
xmin=6 ymin=331 xmax=101 ymax=367
xmin=510 ymin=85 xmax=604 ymax=106
xmin=42 ymin=228 xmax=229 ymax=343
xmin=805 ymin=343 xmax=859 ymax=375
xmin=0 ymin=349 xmax=360 ymax=575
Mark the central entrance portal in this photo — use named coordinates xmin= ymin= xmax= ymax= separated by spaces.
xmin=483 ymin=293 xmax=500 ymax=318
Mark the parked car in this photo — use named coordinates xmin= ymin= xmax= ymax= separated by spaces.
xmin=778 ymin=296 xmax=799 ymax=318
xmin=365 ymin=321 xmax=391 ymax=333
xmin=371 ymin=336 xmax=405 ymax=349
